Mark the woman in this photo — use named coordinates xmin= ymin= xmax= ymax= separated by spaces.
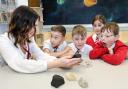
xmin=0 ymin=6 xmax=81 ymax=73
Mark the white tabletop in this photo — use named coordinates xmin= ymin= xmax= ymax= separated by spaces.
xmin=0 ymin=60 xmax=128 ymax=89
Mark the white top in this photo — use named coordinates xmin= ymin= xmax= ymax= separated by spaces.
xmin=92 ymin=34 xmax=97 ymax=42
xmin=0 ymin=33 xmax=56 ymax=73
xmin=43 ymin=39 xmax=67 ymax=52
xmin=92 ymin=34 xmax=102 ymax=42
xmin=68 ymin=43 xmax=93 ymax=55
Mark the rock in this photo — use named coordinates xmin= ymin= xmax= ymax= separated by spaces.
xmin=65 ymin=72 xmax=77 ymax=81
xmin=78 ymin=77 xmax=88 ymax=88
xmin=51 ymin=74 xmax=65 ymax=88
xmin=72 ymin=54 xmax=81 ymax=58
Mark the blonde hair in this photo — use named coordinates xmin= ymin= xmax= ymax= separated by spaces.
xmin=72 ymin=25 xmax=87 ymax=37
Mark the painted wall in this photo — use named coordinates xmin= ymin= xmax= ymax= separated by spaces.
xmin=15 ymin=0 xmax=28 ymax=7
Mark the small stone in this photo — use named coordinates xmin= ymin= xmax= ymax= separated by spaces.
xmin=65 ymin=72 xmax=77 ymax=81
xmin=51 ymin=74 xmax=65 ymax=88
xmin=72 ymin=54 xmax=81 ymax=58
xmin=78 ymin=77 xmax=88 ymax=88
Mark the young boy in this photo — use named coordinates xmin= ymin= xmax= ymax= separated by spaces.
xmin=89 ymin=22 xmax=128 ymax=65
xmin=68 ymin=25 xmax=93 ymax=58
xmin=43 ymin=25 xmax=72 ymax=58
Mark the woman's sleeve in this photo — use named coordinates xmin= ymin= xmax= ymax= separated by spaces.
xmin=0 ymin=36 xmax=55 ymax=73
xmin=29 ymin=37 xmax=56 ymax=61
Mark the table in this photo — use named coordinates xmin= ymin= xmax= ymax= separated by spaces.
xmin=0 ymin=60 xmax=128 ymax=89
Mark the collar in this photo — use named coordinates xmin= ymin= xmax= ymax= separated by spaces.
xmin=92 ymin=34 xmax=97 ymax=42
xmin=109 ymin=43 xmax=115 ymax=49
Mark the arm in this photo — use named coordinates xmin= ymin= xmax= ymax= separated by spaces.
xmin=0 ymin=36 xmax=56 ymax=73
xmin=89 ymin=42 xmax=108 ymax=59
xmin=42 ymin=40 xmax=62 ymax=57
xmin=51 ymin=46 xmax=74 ymax=58
xmin=30 ymin=39 xmax=81 ymax=67
xmin=43 ymin=47 xmax=71 ymax=58
xmin=43 ymin=46 xmax=73 ymax=58
xmin=31 ymin=39 xmax=82 ymax=69
xmin=47 ymin=57 xmax=82 ymax=69
xmin=43 ymin=48 xmax=51 ymax=54
xmin=0 ymin=36 xmax=82 ymax=73
xmin=101 ymin=46 xmax=128 ymax=65
xmin=58 ymin=46 xmax=74 ymax=58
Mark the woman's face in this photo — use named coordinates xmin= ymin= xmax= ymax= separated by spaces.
xmin=28 ymin=20 xmax=38 ymax=38
xmin=93 ymin=20 xmax=104 ymax=35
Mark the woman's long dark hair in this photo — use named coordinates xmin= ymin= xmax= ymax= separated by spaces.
xmin=8 ymin=5 xmax=40 ymax=47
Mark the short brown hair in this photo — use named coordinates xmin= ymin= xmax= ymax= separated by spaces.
xmin=51 ymin=25 xmax=66 ymax=37
xmin=101 ymin=22 xmax=119 ymax=36
xmin=92 ymin=14 xmax=106 ymax=25
xmin=72 ymin=25 xmax=87 ymax=37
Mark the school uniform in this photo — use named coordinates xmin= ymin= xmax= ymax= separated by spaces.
xmin=89 ymin=40 xmax=128 ymax=65
xmin=0 ymin=33 xmax=56 ymax=73
xmin=68 ymin=43 xmax=93 ymax=56
xmin=86 ymin=34 xmax=100 ymax=48
xmin=43 ymin=39 xmax=67 ymax=52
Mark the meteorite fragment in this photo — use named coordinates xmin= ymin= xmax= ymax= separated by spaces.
xmin=51 ymin=74 xmax=65 ymax=88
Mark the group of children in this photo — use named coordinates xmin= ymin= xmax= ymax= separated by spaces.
xmin=43 ymin=25 xmax=92 ymax=58
xmin=42 ymin=15 xmax=128 ymax=65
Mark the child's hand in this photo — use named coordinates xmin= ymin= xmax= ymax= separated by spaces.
xmin=106 ymin=44 xmax=114 ymax=54
xmin=108 ymin=48 xmax=113 ymax=54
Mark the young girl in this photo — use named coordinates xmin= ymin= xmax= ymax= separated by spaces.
xmin=86 ymin=14 xmax=106 ymax=48
xmin=0 ymin=6 xmax=81 ymax=73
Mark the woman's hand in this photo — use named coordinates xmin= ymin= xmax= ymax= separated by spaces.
xmin=58 ymin=56 xmax=82 ymax=68
xmin=47 ymin=56 xmax=82 ymax=69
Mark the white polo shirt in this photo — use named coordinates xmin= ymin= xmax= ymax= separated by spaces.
xmin=43 ymin=39 xmax=67 ymax=52
xmin=0 ymin=33 xmax=57 ymax=73
xmin=68 ymin=43 xmax=93 ymax=56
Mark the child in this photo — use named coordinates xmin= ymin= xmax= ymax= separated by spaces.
xmin=86 ymin=14 xmax=106 ymax=48
xmin=89 ymin=22 xmax=128 ymax=65
xmin=68 ymin=25 xmax=92 ymax=58
xmin=43 ymin=25 xmax=72 ymax=58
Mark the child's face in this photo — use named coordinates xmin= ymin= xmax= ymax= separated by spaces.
xmin=101 ymin=30 xmax=118 ymax=46
xmin=72 ymin=34 xmax=85 ymax=49
xmin=93 ymin=20 xmax=104 ymax=35
xmin=50 ymin=31 xmax=64 ymax=48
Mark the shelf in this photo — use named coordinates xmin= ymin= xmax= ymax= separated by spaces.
xmin=0 ymin=0 xmax=16 ymax=23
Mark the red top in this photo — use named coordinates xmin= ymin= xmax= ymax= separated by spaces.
xmin=86 ymin=36 xmax=98 ymax=48
xmin=89 ymin=40 xmax=128 ymax=65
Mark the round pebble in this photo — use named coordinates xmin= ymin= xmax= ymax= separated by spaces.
xmin=65 ymin=72 xmax=77 ymax=81
xmin=78 ymin=77 xmax=88 ymax=88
